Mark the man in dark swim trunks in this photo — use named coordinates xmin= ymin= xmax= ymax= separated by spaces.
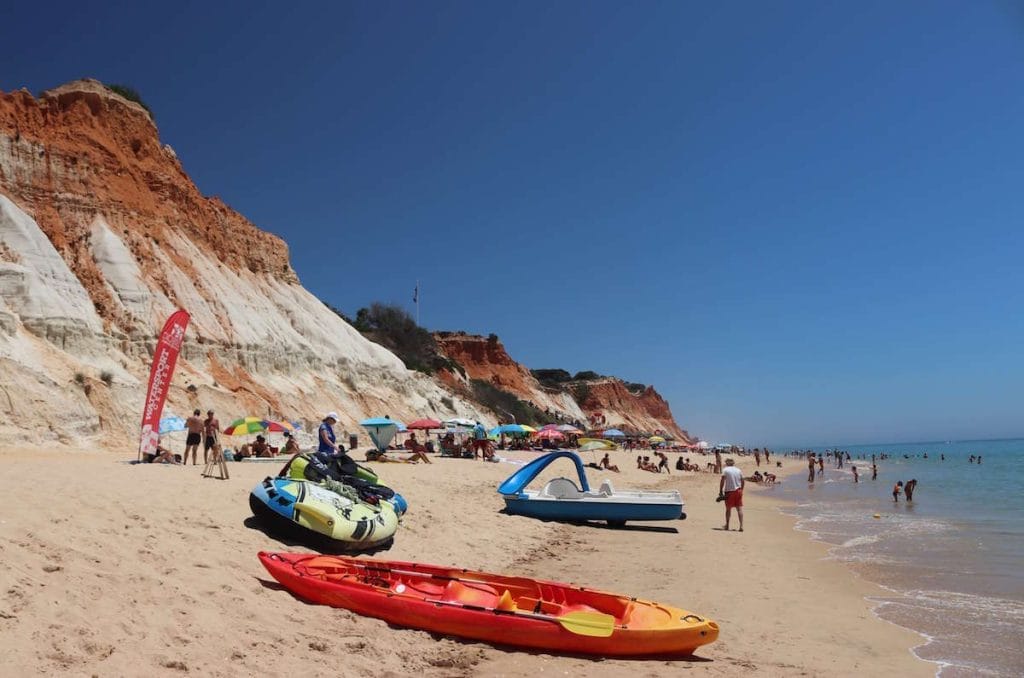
xmin=203 ymin=410 xmax=219 ymax=464
xmin=184 ymin=409 xmax=203 ymax=466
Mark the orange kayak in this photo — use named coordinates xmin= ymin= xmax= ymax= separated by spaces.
xmin=258 ymin=552 xmax=719 ymax=656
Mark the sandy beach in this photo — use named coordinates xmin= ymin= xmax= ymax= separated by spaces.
xmin=0 ymin=450 xmax=935 ymax=677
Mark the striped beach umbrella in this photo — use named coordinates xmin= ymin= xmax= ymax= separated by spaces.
xmin=222 ymin=417 xmax=268 ymax=436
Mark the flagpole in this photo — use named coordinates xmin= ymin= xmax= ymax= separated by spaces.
xmin=415 ymin=279 xmax=420 ymax=326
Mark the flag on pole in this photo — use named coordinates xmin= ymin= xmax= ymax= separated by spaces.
xmin=413 ymin=283 xmax=418 ymax=304
xmin=138 ymin=309 xmax=190 ymax=460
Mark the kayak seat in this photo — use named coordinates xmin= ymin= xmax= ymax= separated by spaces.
xmin=496 ymin=589 xmax=517 ymax=611
xmin=443 ymin=580 xmax=499 ymax=607
xmin=541 ymin=477 xmax=582 ymax=499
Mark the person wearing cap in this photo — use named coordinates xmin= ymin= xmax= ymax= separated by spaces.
xmin=317 ymin=412 xmax=340 ymax=460
xmin=719 ymin=458 xmax=745 ymax=532
xmin=203 ymin=410 xmax=219 ymax=465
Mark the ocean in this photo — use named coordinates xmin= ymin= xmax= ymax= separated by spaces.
xmin=770 ymin=439 xmax=1024 ymax=677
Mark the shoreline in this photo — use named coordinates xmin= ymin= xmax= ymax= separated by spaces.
xmin=0 ymin=449 xmax=935 ymax=676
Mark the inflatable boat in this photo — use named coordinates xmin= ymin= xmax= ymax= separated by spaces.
xmin=498 ymin=451 xmax=684 ymax=525
xmin=249 ymin=477 xmax=399 ymax=551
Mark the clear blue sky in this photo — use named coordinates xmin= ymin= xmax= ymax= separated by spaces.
xmin=3 ymin=1 xmax=1023 ymax=446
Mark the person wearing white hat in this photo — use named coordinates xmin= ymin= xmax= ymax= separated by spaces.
xmin=318 ymin=412 xmax=340 ymax=459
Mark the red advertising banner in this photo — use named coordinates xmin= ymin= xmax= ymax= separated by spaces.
xmin=138 ymin=309 xmax=191 ymax=460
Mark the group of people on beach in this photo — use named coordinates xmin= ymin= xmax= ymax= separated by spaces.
xmin=145 ymin=409 xmax=222 ymax=464
xmin=636 ymin=451 xmax=672 ymax=473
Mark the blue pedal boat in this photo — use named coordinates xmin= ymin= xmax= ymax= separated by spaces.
xmin=497 ymin=451 xmax=685 ymax=525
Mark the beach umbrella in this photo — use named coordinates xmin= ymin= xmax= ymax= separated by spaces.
xmin=578 ymin=437 xmax=616 ymax=450
xmin=520 ymin=425 xmax=537 ymax=434
xmin=535 ymin=429 xmax=565 ymax=441
xmin=407 ymin=418 xmax=442 ymax=431
xmin=158 ymin=415 xmax=186 ymax=435
xmin=696 ymin=441 xmax=709 ymax=449
xmin=540 ymin=424 xmax=560 ymax=431
xmin=360 ymin=417 xmax=404 ymax=451
xmin=443 ymin=417 xmax=476 ymax=428
xmin=262 ymin=419 xmax=297 ymax=433
xmin=223 ymin=417 xmax=268 ymax=436
xmin=556 ymin=424 xmax=582 ymax=433
xmin=649 ymin=435 xmax=666 ymax=444
xmin=492 ymin=423 xmax=529 ymax=435
xmin=602 ymin=428 xmax=626 ymax=439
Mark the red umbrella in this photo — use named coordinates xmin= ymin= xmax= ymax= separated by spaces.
xmin=407 ymin=418 xmax=442 ymax=430
xmin=535 ymin=429 xmax=565 ymax=440
xmin=540 ymin=424 xmax=560 ymax=431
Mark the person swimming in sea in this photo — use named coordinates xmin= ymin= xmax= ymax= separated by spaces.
xmin=893 ymin=480 xmax=903 ymax=502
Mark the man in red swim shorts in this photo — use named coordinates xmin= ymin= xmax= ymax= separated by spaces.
xmin=719 ymin=458 xmax=745 ymax=532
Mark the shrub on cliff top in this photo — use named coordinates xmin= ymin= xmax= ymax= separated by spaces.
xmin=573 ymin=370 xmax=604 ymax=381
xmin=531 ymin=368 xmax=573 ymax=388
xmin=104 ymin=83 xmax=153 ymax=116
xmin=470 ymin=379 xmax=548 ymax=426
xmin=624 ymin=381 xmax=647 ymax=394
xmin=351 ymin=302 xmax=464 ymax=376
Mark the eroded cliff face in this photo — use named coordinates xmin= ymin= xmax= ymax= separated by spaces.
xmin=433 ymin=332 xmax=690 ymax=440
xmin=0 ymin=80 xmax=488 ymax=448
xmin=575 ymin=379 xmax=690 ymax=441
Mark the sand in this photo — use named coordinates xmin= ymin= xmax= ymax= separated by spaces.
xmin=0 ymin=449 xmax=936 ymax=677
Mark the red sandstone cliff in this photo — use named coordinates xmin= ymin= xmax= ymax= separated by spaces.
xmin=0 ymin=79 xmax=294 ymax=334
xmin=0 ymin=80 xmax=488 ymax=447
xmin=434 ymin=332 xmax=691 ymax=441
xmin=0 ymin=79 xmax=693 ymax=448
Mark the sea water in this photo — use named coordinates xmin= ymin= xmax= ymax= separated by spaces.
xmin=770 ymin=439 xmax=1024 ymax=677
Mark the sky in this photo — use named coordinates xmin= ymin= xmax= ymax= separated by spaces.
xmin=2 ymin=1 xmax=1023 ymax=446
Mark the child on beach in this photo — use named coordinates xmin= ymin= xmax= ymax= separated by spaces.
xmin=893 ymin=481 xmax=903 ymax=502
xmin=852 ymin=466 xmax=859 ymax=483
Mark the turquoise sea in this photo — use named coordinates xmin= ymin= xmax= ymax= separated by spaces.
xmin=771 ymin=439 xmax=1024 ymax=677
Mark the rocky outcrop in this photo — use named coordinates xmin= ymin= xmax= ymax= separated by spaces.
xmin=433 ymin=332 xmax=586 ymax=420
xmin=0 ymin=80 xmax=488 ymax=448
xmin=574 ymin=378 xmax=690 ymax=441
xmin=434 ymin=331 xmax=690 ymax=440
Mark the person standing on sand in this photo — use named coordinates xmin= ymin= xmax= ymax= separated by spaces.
xmin=808 ymin=453 xmax=816 ymax=482
xmin=714 ymin=449 xmax=722 ymax=474
xmin=719 ymin=458 xmax=745 ymax=531
xmin=184 ymin=409 xmax=202 ymax=466
xmin=872 ymin=463 xmax=878 ymax=480
xmin=203 ymin=410 xmax=219 ymax=465
xmin=754 ymin=449 xmax=761 ymax=467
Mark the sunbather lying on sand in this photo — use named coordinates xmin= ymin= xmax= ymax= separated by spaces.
xmin=366 ymin=449 xmax=431 ymax=464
